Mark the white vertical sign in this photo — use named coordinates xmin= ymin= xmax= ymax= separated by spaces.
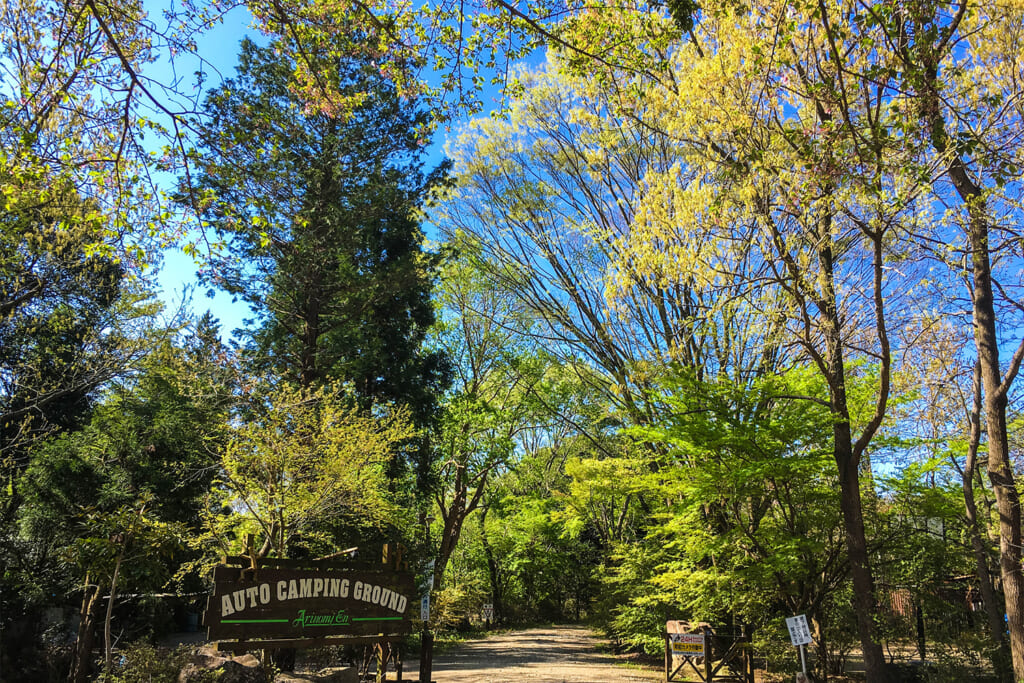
xmin=421 ymin=559 xmax=435 ymax=621
xmin=786 ymin=614 xmax=812 ymax=677
xmin=785 ymin=614 xmax=812 ymax=646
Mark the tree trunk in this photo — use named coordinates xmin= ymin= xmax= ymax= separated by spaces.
xmin=962 ymin=364 xmax=1012 ymax=680
xmin=299 ymin=280 xmax=322 ymax=389
xmin=914 ymin=52 xmax=1024 ymax=678
xmin=103 ymin=549 xmax=123 ymax=678
xmin=479 ymin=507 xmax=503 ymax=623
xmin=970 ymin=213 xmax=1024 ymax=681
xmin=434 ymin=462 xmax=489 ymax=593
xmin=812 ymin=612 xmax=828 ymax=681
xmin=70 ymin=578 xmax=102 ymax=683
xmin=816 ymin=220 xmax=889 ymax=683
xmin=834 ymin=424 xmax=888 ymax=682
xmin=418 ymin=629 xmax=434 ymax=682
xmin=435 ymin=496 xmax=465 ymax=592
xmin=964 ymin=502 xmax=1008 ymax=677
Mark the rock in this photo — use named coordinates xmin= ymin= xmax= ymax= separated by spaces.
xmin=188 ymin=645 xmax=229 ymax=669
xmin=272 ymin=667 xmax=357 ymax=683
xmin=179 ymin=647 xmax=266 ymax=683
xmin=235 ymin=653 xmax=261 ymax=668
xmin=178 ymin=646 xmax=356 ymax=683
xmin=313 ymin=668 xmax=358 ymax=683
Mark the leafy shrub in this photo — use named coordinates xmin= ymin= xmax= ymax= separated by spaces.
xmin=105 ymin=641 xmax=223 ymax=683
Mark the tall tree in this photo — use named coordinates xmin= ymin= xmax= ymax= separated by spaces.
xmin=550 ymin=2 xmax=929 ymax=675
xmin=442 ymin=56 xmax=786 ymax=430
xmin=0 ymin=170 xmax=160 ymax=505
xmin=8 ymin=316 xmax=233 ymax=682
xmin=428 ymin=256 xmax=545 ymax=596
xmin=875 ymin=0 xmax=1024 ymax=674
xmin=191 ymin=39 xmax=449 ymax=423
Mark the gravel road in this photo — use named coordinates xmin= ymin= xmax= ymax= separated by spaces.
xmin=428 ymin=625 xmax=661 ymax=683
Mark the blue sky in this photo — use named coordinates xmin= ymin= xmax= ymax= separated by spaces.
xmin=147 ymin=1 xmax=259 ymax=340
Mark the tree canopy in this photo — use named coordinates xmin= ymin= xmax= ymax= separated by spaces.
xmin=3 ymin=0 xmax=1024 ymax=681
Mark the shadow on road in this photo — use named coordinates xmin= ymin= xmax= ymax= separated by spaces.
xmin=429 ymin=625 xmax=660 ymax=683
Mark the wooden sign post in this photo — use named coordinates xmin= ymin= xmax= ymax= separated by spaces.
xmin=204 ymin=553 xmax=415 ymax=679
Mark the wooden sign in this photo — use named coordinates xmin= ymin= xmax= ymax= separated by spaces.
xmin=205 ymin=565 xmax=415 ymax=641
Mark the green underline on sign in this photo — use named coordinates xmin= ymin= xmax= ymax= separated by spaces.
xmin=223 ymin=619 xmax=290 ymax=624
xmin=351 ymin=617 xmax=404 ymax=622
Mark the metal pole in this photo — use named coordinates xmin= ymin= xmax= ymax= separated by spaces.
xmin=664 ymin=633 xmax=671 ymax=682
xmin=799 ymin=644 xmax=807 ymax=676
xmin=419 ymin=514 xmax=434 ymax=683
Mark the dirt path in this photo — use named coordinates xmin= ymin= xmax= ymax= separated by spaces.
xmin=428 ymin=625 xmax=661 ymax=682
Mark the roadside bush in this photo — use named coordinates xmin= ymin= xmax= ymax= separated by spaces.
xmin=105 ymin=642 xmax=221 ymax=683
xmin=433 ymin=583 xmax=486 ymax=631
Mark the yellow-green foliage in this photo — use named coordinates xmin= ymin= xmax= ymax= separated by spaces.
xmin=208 ymin=383 xmax=416 ymax=558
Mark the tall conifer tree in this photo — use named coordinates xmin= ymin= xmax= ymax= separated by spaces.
xmin=190 ymin=39 xmax=450 ymax=478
